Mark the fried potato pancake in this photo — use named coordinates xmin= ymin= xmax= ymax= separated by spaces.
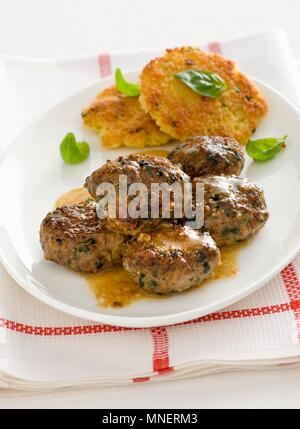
xmin=81 ymin=86 xmax=171 ymax=148
xmin=139 ymin=47 xmax=268 ymax=145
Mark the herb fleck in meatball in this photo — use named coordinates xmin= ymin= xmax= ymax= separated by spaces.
xmin=193 ymin=175 xmax=269 ymax=246
xmin=40 ymin=201 xmax=126 ymax=273
xmin=168 ymin=136 xmax=244 ymax=178
xmin=123 ymin=223 xmax=220 ymax=294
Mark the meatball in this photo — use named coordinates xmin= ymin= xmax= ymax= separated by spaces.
xmin=123 ymin=223 xmax=220 ymax=294
xmin=40 ymin=201 xmax=126 ymax=273
xmin=193 ymin=175 xmax=269 ymax=246
xmin=85 ymin=154 xmax=190 ymax=235
xmin=167 ymin=136 xmax=244 ymax=179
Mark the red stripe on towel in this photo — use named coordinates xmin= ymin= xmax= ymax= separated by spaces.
xmin=281 ymin=263 xmax=300 ymax=342
xmin=133 ymin=377 xmax=150 ymax=383
xmin=208 ymin=41 xmax=222 ymax=54
xmin=98 ymin=53 xmax=112 ymax=77
xmin=187 ymin=303 xmax=295 ymax=324
xmin=151 ymin=327 xmax=173 ymax=373
xmin=0 ymin=301 xmax=298 ymax=337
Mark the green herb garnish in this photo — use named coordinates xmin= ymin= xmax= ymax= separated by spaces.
xmin=246 ymin=136 xmax=287 ymax=162
xmin=115 ymin=68 xmax=140 ymax=96
xmin=60 ymin=132 xmax=90 ymax=164
xmin=175 ymin=69 xmax=227 ymax=98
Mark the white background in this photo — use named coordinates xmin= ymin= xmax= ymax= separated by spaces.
xmin=1 ymin=0 xmax=300 ymax=409
xmin=0 ymin=0 xmax=300 ymax=60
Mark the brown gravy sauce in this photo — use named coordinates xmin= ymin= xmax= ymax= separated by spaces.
xmin=207 ymin=243 xmax=243 ymax=282
xmin=137 ymin=149 xmax=170 ymax=157
xmin=55 ymin=148 xmax=244 ymax=308
xmin=55 ymin=187 xmax=91 ymax=208
xmin=83 ymin=244 xmax=243 ymax=308
xmin=85 ymin=268 xmax=151 ymax=308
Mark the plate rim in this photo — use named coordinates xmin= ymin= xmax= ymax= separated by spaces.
xmin=1 ymin=72 xmax=300 ymax=328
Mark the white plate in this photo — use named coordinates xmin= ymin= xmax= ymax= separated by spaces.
xmin=0 ymin=70 xmax=300 ymax=328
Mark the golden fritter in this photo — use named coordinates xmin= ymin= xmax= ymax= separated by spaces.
xmin=139 ymin=47 xmax=268 ymax=145
xmin=81 ymin=86 xmax=171 ymax=148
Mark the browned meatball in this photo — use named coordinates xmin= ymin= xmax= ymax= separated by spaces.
xmin=168 ymin=136 xmax=244 ymax=179
xmin=123 ymin=223 xmax=220 ymax=294
xmin=40 ymin=201 xmax=126 ymax=273
xmin=85 ymin=154 xmax=190 ymax=235
xmin=193 ymin=175 xmax=269 ymax=246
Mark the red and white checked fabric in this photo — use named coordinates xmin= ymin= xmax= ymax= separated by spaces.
xmin=1 ymin=29 xmax=300 ymax=391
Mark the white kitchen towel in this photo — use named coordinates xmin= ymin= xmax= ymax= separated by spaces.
xmin=1 ymin=29 xmax=300 ymax=391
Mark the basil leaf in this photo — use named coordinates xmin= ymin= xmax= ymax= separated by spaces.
xmin=60 ymin=133 xmax=90 ymax=164
xmin=115 ymin=68 xmax=141 ymax=96
xmin=175 ymin=69 xmax=227 ymax=98
xmin=246 ymin=136 xmax=287 ymax=162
